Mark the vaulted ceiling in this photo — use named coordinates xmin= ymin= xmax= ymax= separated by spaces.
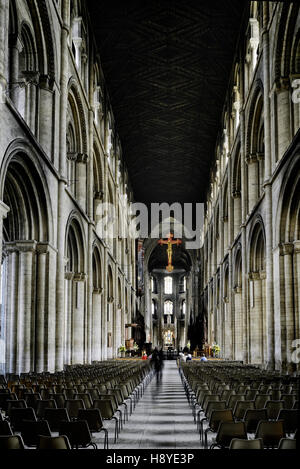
xmin=87 ymin=0 xmax=248 ymax=205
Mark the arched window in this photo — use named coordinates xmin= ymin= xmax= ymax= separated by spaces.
xmin=152 ymin=300 xmax=156 ymax=316
xmin=164 ymin=276 xmax=172 ymax=294
xmin=164 ymin=300 xmax=173 ymax=315
xmin=182 ymin=300 xmax=186 ymax=316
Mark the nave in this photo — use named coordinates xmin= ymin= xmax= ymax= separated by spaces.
xmin=108 ymin=360 xmax=199 ymax=449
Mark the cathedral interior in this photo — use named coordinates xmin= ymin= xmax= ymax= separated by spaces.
xmin=0 ymin=0 xmax=299 ymax=451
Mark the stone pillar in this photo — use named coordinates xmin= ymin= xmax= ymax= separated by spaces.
xmin=246 ymin=154 xmax=258 ymax=212
xmin=16 ymin=242 xmax=36 ymax=373
xmin=56 ymin=0 xmax=70 ymax=371
xmin=282 ymin=243 xmax=295 ymax=371
xmin=38 ymin=75 xmax=54 ymax=157
xmin=262 ymin=3 xmax=274 ymax=369
xmin=92 ymin=288 xmax=102 ymax=361
xmin=248 ymin=272 xmax=262 ymax=364
xmin=144 ymin=272 xmax=151 ymax=344
xmin=294 ymin=241 xmax=300 ymax=356
xmin=0 ymin=0 xmax=9 ymax=97
xmin=76 ymin=153 xmax=88 ymax=211
xmin=4 ymin=248 xmax=17 ymax=373
xmin=35 ymin=245 xmax=47 ymax=373
xmin=101 ymin=249 xmax=108 ymax=360
xmin=8 ymin=34 xmax=23 ymax=107
xmin=233 ymin=191 xmax=241 ymax=238
xmin=276 ymin=78 xmax=291 ymax=160
xmin=233 ymin=286 xmax=243 ymax=360
xmin=72 ymin=274 xmax=85 ymax=364
xmin=46 ymin=247 xmax=57 ymax=372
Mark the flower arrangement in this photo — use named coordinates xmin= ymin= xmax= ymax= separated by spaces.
xmin=212 ymin=343 xmax=220 ymax=357
xmin=133 ymin=342 xmax=139 ymax=351
xmin=119 ymin=345 xmax=126 ymax=352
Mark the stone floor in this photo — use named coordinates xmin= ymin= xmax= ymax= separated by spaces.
xmin=94 ymin=360 xmax=202 ymax=449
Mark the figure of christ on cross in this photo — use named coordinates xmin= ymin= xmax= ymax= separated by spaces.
xmin=158 ymin=233 xmax=182 ymax=272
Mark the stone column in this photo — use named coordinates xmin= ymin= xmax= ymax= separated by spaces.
xmin=144 ymin=271 xmax=151 ymax=344
xmin=101 ymin=248 xmax=108 ymax=360
xmin=246 ymin=154 xmax=258 ymax=212
xmin=92 ymin=288 xmax=102 ymax=362
xmin=248 ymin=271 xmax=265 ymax=364
xmin=294 ymin=241 xmax=300 ymax=354
xmin=72 ymin=273 xmax=85 ymax=364
xmin=4 ymin=247 xmax=17 ymax=373
xmin=38 ymin=75 xmax=54 ymax=157
xmin=0 ymin=0 xmax=9 ymax=97
xmin=233 ymin=286 xmax=242 ymax=360
xmin=35 ymin=245 xmax=48 ymax=373
xmin=76 ymin=153 xmax=88 ymax=211
xmin=56 ymin=0 xmax=70 ymax=371
xmin=276 ymin=77 xmax=291 ymax=160
xmin=232 ymin=191 xmax=241 ymax=238
xmin=282 ymin=243 xmax=295 ymax=371
xmin=262 ymin=3 xmax=274 ymax=369
xmin=16 ymin=242 xmax=36 ymax=373
xmin=8 ymin=34 xmax=23 ymax=107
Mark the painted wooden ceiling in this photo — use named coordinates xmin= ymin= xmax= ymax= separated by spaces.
xmin=87 ymin=0 xmax=248 ymax=204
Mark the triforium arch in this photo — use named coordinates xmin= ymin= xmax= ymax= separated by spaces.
xmin=0 ymin=146 xmax=52 ymax=374
xmin=248 ymin=216 xmax=267 ymax=365
xmin=246 ymin=81 xmax=264 ymax=211
xmin=93 ymin=141 xmax=105 ymax=224
xmin=231 ymin=142 xmax=242 ymax=237
xmin=275 ymin=153 xmax=300 ymax=371
xmin=67 ymin=80 xmax=88 ymax=207
xmin=64 ymin=213 xmax=86 ymax=365
xmin=8 ymin=0 xmax=56 ymax=139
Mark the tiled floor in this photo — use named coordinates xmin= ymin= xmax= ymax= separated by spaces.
xmin=95 ymin=361 xmax=201 ymax=449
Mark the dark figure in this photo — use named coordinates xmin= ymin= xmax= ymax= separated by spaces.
xmin=151 ymin=347 xmax=163 ymax=383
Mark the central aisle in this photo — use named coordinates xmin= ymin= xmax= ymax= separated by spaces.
xmin=110 ymin=360 xmax=200 ymax=449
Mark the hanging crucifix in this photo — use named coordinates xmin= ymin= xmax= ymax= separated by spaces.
xmin=158 ymin=233 xmax=182 ymax=272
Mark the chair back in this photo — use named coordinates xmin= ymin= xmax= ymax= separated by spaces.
xmin=229 ymin=438 xmax=263 ymax=449
xmin=255 ymin=420 xmax=285 ymax=448
xmin=38 ymin=435 xmax=71 ymax=449
xmin=0 ymin=435 xmax=25 ymax=449
xmin=277 ymin=438 xmax=297 ymax=450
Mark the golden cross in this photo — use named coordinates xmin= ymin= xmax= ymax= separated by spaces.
xmin=158 ymin=233 xmax=182 ymax=272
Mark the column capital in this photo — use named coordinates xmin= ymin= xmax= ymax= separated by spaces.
xmin=65 ymin=272 xmax=74 ymax=281
xmin=275 ymin=76 xmax=290 ymax=93
xmin=108 ymin=296 xmax=114 ymax=303
xmin=232 ymin=190 xmax=241 ymax=199
xmin=293 ymin=240 xmax=300 ymax=254
xmin=73 ymin=273 xmax=87 ymax=282
xmin=77 ymin=153 xmax=88 ymax=164
xmin=248 ymin=271 xmax=260 ymax=281
xmin=93 ymin=287 xmax=103 ymax=295
xmin=15 ymin=241 xmax=37 ymax=253
xmin=282 ymin=242 xmax=294 ymax=256
xmin=233 ymin=285 xmax=242 ymax=294
xmin=36 ymin=243 xmax=50 ymax=254
xmin=94 ymin=190 xmax=104 ymax=201
xmin=39 ymin=74 xmax=54 ymax=91
xmin=245 ymin=153 xmax=258 ymax=164
xmin=67 ymin=152 xmax=78 ymax=161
